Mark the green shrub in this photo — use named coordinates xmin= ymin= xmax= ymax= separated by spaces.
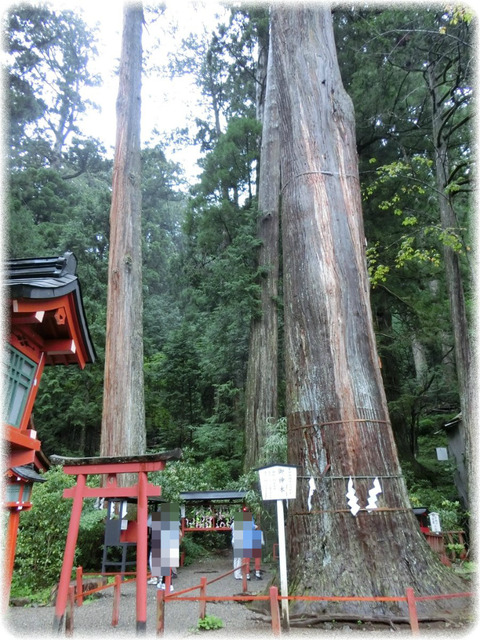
xmin=150 ymin=449 xmax=234 ymax=502
xmin=12 ymin=466 xmax=106 ymax=597
xmin=408 ymin=481 xmax=467 ymax=532
xmin=446 ymin=542 xmax=466 ymax=558
xmin=180 ymin=535 xmax=210 ymax=565
xmin=437 ymin=499 xmax=468 ymax=532
xmin=195 ymin=614 xmax=224 ymax=631
xmin=77 ymin=505 xmax=109 ymax=569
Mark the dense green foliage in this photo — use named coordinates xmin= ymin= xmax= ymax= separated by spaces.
xmin=10 ymin=454 xmax=251 ymax=601
xmin=334 ymin=7 xmax=473 ymax=464
xmin=6 ymin=4 xmax=473 ymax=595
xmin=11 ymin=467 xmax=106 ymax=598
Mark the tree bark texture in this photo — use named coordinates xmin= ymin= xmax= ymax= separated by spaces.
xmin=272 ymin=5 xmax=467 ymax=617
xmin=255 ymin=19 xmax=268 ymax=124
xmin=244 ymin=31 xmax=281 ymax=470
xmin=427 ymin=61 xmax=473 ymax=507
xmin=101 ymin=4 xmax=146 ymax=460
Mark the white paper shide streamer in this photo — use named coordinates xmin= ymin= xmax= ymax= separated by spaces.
xmin=346 ymin=476 xmax=360 ymax=516
xmin=307 ymin=476 xmax=317 ymax=511
xmin=366 ymin=477 xmax=382 ymax=511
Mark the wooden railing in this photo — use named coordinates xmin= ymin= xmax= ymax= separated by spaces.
xmin=64 ymin=563 xmax=473 ymax=636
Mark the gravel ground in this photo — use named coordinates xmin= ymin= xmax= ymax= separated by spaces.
xmin=4 ymin=550 xmax=475 ymax=640
xmin=4 ymin=550 xmax=280 ymax=639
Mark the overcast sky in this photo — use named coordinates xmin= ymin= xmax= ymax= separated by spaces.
xmin=76 ymin=0 xmax=228 ymax=182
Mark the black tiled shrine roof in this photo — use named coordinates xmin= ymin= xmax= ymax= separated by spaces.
xmin=6 ymin=251 xmax=96 ymax=363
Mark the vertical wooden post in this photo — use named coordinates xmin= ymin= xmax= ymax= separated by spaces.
xmin=65 ymin=586 xmax=74 ymax=636
xmin=199 ymin=576 xmax=207 ymax=620
xmin=3 ymin=509 xmax=20 ymax=610
xmin=406 ymin=587 xmax=420 ymax=634
xmin=276 ymin=499 xmax=289 ymax=629
xmin=269 ymin=586 xmax=281 ymax=636
xmin=136 ymin=470 xmax=148 ymax=633
xmin=75 ymin=567 xmax=83 ymax=607
xmin=112 ymin=574 xmax=121 ymax=627
xmin=53 ymin=473 xmax=86 ymax=632
xmin=156 ymin=587 xmax=165 ymax=635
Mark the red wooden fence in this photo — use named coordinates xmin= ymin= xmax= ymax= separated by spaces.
xmin=64 ymin=565 xmax=472 ymax=636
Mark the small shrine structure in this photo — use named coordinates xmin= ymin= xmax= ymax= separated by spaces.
xmin=3 ymin=252 xmax=95 ymax=602
xmin=180 ymin=490 xmax=247 ymax=534
xmin=179 ymin=490 xmax=246 ymax=564
xmin=49 ymin=450 xmax=182 ymax=633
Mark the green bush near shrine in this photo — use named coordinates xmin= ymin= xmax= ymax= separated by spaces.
xmin=10 ymin=453 xmax=255 ymax=602
xmin=11 ymin=467 xmax=106 ymax=600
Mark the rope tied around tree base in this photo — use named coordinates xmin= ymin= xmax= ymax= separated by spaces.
xmin=291 ymin=507 xmax=413 ymax=516
xmin=290 ymin=418 xmax=389 ymax=431
xmin=297 ymin=474 xmax=403 ymax=480
xmin=281 ymin=169 xmax=360 ymax=196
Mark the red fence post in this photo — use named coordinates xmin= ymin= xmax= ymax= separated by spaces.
xmin=199 ymin=576 xmax=207 ymax=620
xmin=53 ymin=473 xmax=86 ymax=632
xmin=75 ymin=566 xmax=83 ymax=607
xmin=156 ymin=587 xmax=165 ymax=635
xmin=406 ymin=587 xmax=420 ymax=634
xmin=112 ymin=575 xmax=121 ymax=627
xmin=269 ymin=586 xmax=281 ymax=636
xmin=65 ymin=585 xmax=75 ymax=636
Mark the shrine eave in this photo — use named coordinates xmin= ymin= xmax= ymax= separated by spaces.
xmin=49 ymin=448 xmax=183 ymax=467
xmin=10 ymin=465 xmax=47 ymax=483
xmin=7 ymin=251 xmax=96 ymax=365
xmin=180 ymin=490 xmax=247 ymax=503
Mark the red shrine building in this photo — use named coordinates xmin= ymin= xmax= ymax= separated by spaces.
xmin=3 ymin=252 xmax=95 ymax=600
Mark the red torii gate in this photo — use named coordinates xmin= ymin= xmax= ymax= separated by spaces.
xmin=50 ymin=450 xmax=182 ymax=634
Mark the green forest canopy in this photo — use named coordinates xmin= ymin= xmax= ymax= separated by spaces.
xmin=5 ymin=3 xmax=474 ymax=511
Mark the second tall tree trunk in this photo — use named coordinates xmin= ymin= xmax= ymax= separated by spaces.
xmin=101 ymin=4 xmax=146 ymax=462
xmin=244 ymin=31 xmax=281 ymax=470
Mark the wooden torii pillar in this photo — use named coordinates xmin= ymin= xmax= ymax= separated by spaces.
xmin=50 ymin=450 xmax=182 ymax=634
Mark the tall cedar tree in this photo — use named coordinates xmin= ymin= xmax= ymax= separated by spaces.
xmin=272 ymin=5 xmax=468 ymax=619
xmin=100 ymin=4 xmax=146 ymax=460
xmin=426 ymin=61 xmax=473 ymax=506
xmin=244 ymin=27 xmax=281 ymax=470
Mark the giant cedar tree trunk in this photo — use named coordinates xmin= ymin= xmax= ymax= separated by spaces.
xmin=244 ymin=30 xmax=281 ymax=470
xmin=272 ymin=5 xmax=467 ymax=618
xmin=101 ymin=4 xmax=146 ymax=460
xmin=427 ymin=61 xmax=473 ymax=507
